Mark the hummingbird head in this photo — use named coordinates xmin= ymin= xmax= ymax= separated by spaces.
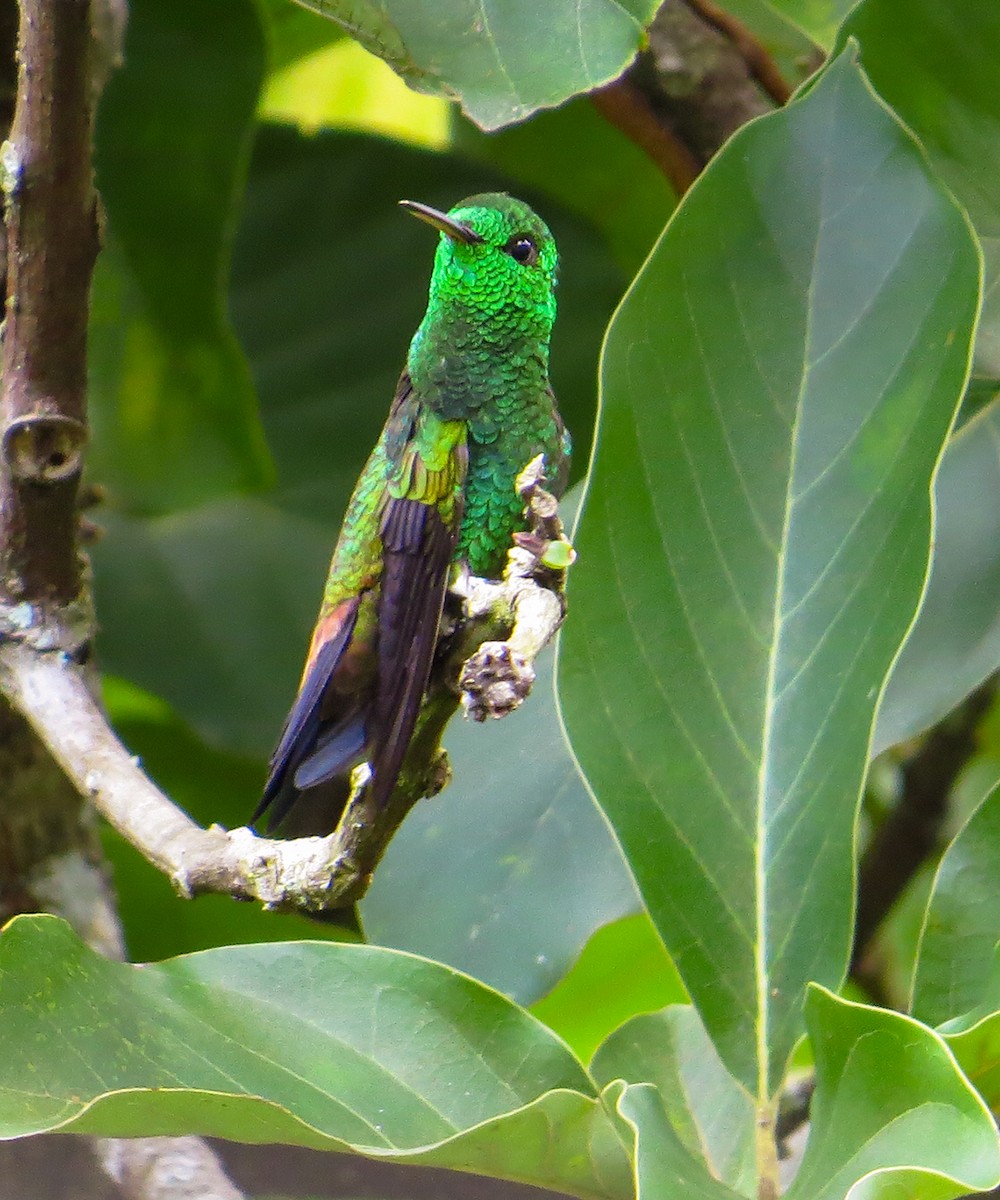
xmin=400 ymin=193 xmax=558 ymax=339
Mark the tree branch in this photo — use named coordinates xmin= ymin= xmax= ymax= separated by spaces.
xmin=94 ymin=1138 xmax=245 ymax=1200
xmin=685 ymin=0 xmax=792 ymax=105
xmin=0 ymin=471 xmax=571 ymax=914
xmin=592 ymin=0 xmax=793 ymax=189
xmin=0 ymin=0 xmax=97 ymax=607
xmin=590 ymin=78 xmax=701 ymax=196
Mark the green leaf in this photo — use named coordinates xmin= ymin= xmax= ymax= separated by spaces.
xmin=559 ymin=49 xmax=980 ymax=1096
xmin=874 ymin=400 xmax=1000 ymax=753
xmin=785 ymin=988 xmax=1000 ymax=1200
xmin=593 ymin=1008 xmax=756 ymax=1195
xmin=944 ymin=1006 xmax=1000 ymax=1114
xmin=93 ymin=497 xmax=331 ymax=757
xmin=89 ymin=0 xmax=273 ymax=512
xmin=0 ymin=916 xmax=632 ymax=1199
xmin=614 ymin=1084 xmax=743 ymax=1200
xmin=911 ymin=784 xmax=1000 ymax=1026
xmin=291 ymin=0 xmax=659 ymax=130
xmin=531 ymin=915 xmax=685 ymax=1062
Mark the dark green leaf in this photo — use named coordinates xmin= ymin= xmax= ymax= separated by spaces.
xmin=875 ymin=399 xmax=1000 ymax=752
xmin=0 ymin=916 xmax=633 ymax=1199
xmin=90 ymin=0 xmax=273 ymax=512
xmin=291 ymin=0 xmax=660 ymax=131
xmin=559 ymin=49 xmax=980 ymax=1096
xmin=785 ymin=988 xmax=1000 ymax=1200
xmin=258 ymin=0 xmax=346 ymax=70
xmin=911 ymin=784 xmax=1000 ymax=1026
xmin=592 ymin=1008 xmax=755 ymax=1195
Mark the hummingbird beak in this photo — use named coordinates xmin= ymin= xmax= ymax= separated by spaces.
xmin=399 ymin=200 xmax=484 ymax=245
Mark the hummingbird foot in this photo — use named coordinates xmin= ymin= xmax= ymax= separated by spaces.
xmin=459 ymin=641 xmax=536 ymax=722
xmin=513 ymin=454 xmax=576 ymax=577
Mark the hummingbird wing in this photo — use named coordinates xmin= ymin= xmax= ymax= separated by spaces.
xmin=255 ymin=377 xmax=468 ymax=834
xmin=367 ymin=492 xmax=456 ymax=810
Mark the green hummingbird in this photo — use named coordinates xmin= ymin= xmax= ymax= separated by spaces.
xmin=254 ymin=193 xmax=569 ymax=836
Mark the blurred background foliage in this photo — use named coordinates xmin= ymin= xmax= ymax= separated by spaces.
xmin=84 ymin=0 xmax=1000 ymax=1076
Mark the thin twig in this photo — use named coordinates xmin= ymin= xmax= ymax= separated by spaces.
xmin=686 ymin=0 xmax=793 ymax=105
xmin=591 ymin=77 xmax=701 ymax=196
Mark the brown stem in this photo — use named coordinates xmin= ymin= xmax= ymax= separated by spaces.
xmin=686 ymin=0 xmax=792 ymax=105
xmin=591 ymin=78 xmax=701 ymax=196
xmin=0 ymin=0 xmax=98 ymax=606
xmin=852 ymin=679 xmax=997 ymax=968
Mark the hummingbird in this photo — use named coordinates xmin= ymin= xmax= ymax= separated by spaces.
xmin=254 ymin=193 xmax=569 ymax=837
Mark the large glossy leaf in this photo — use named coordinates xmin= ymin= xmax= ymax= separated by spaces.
xmin=845 ymin=0 xmax=1000 ymax=747
xmin=559 ymin=49 xmax=980 ymax=1097
xmin=291 ymin=0 xmax=660 ymax=131
xmin=592 ymin=1008 xmax=756 ymax=1195
xmin=785 ymin=988 xmax=1000 ymax=1200
xmin=911 ymin=784 xmax=1000 ymax=1026
xmin=0 ymin=916 xmax=633 ymax=1199
xmin=874 ymin=400 xmax=1000 ymax=753
xmin=89 ymin=0 xmax=272 ymax=512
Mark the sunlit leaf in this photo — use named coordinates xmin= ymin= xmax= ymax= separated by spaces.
xmin=291 ymin=0 xmax=660 ymax=130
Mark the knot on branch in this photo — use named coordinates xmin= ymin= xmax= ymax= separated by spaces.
xmin=0 ymin=590 xmax=93 ymax=656
xmin=461 ymin=642 xmax=535 ymax=721
xmin=3 ymin=413 xmax=87 ymax=483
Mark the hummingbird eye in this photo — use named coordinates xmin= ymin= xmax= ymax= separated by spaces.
xmin=505 ymin=235 xmax=539 ymax=267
